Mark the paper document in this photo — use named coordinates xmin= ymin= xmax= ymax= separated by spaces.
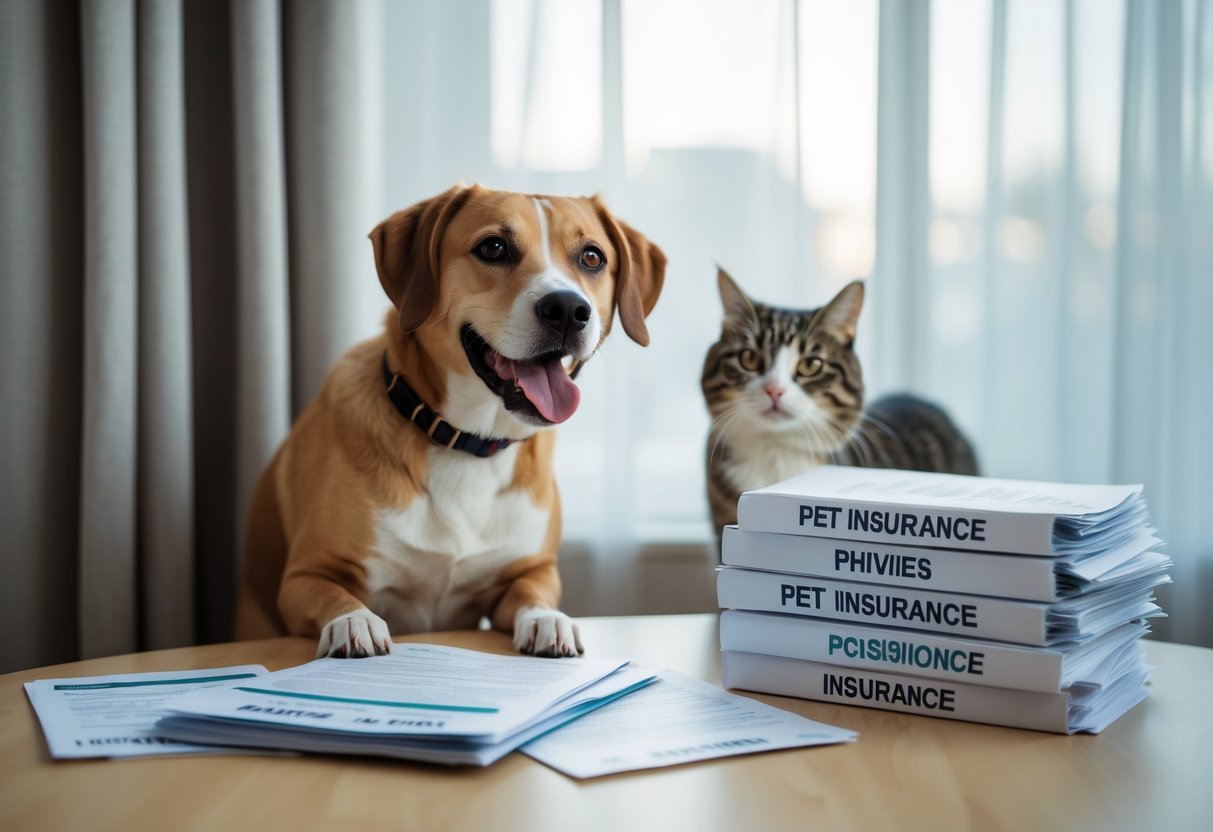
xmin=723 ymin=650 xmax=1151 ymax=734
xmin=157 ymin=644 xmax=654 ymax=766
xmin=24 ymin=665 xmax=268 ymax=759
xmin=523 ymin=670 xmax=857 ymax=778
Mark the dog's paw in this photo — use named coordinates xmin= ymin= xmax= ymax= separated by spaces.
xmin=316 ymin=610 xmax=393 ymax=659
xmin=513 ymin=606 xmax=583 ymax=657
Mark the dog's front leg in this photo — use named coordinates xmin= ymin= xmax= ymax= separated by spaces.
xmin=278 ymin=566 xmax=392 ymax=659
xmin=491 ymin=561 xmax=583 ymax=658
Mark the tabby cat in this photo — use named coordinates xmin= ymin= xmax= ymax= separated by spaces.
xmin=702 ymin=269 xmax=979 ymax=543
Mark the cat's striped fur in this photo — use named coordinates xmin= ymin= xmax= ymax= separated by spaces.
xmin=702 ymin=270 xmax=978 ymax=546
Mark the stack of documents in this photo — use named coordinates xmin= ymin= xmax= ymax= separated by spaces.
xmin=718 ymin=465 xmax=1170 ymax=734
xmin=155 ymin=644 xmax=653 ymax=766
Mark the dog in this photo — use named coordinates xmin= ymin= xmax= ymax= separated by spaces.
xmin=233 ymin=185 xmax=666 ymax=659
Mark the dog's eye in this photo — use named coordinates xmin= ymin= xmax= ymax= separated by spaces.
xmin=737 ymin=349 xmax=762 ymax=372
xmin=797 ymin=356 xmax=824 ymax=377
xmin=579 ymin=246 xmax=605 ymax=271
xmin=475 ymin=237 xmax=510 ymax=263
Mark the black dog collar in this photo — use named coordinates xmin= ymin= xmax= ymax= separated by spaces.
xmin=381 ymin=352 xmax=513 ymax=458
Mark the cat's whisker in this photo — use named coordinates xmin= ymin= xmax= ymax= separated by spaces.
xmin=800 ymin=419 xmax=831 ymax=458
xmin=835 ymin=418 xmax=881 ymax=468
xmin=851 ymin=412 xmax=905 ymax=468
xmin=818 ymin=411 xmax=868 ymax=466
xmin=708 ymin=402 xmax=750 ymax=467
xmin=848 ymin=430 xmax=882 ymax=468
xmin=856 ymin=411 xmax=905 ymax=445
xmin=798 ymin=414 xmax=849 ymax=459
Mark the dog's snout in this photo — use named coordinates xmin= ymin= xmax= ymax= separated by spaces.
xmin=535 ymin=291 xmax=591 ymax=336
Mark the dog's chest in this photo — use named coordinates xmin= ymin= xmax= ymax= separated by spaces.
xmin=364 ymin=448 xmax=550 ymax=630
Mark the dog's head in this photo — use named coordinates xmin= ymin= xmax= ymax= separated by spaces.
xmin=370 ymin=185 xmax=666 ymax=437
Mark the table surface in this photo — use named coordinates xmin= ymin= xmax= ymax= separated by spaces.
xmin=2 ymin=614 xmax=1211 ymax=832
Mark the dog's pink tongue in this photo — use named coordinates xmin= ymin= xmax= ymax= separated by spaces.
xmin=513 ymin=358 xmax=580 ymax=424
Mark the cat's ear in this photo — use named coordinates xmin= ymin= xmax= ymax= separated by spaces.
xmin=819 ymin=280 xmax=864 ymax=344
xmin=717 ymin=268 xmax=757 ymax=331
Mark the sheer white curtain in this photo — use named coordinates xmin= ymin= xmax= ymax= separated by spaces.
xmin=374 ymin=0 xmax=1212 ymax=644
xmin=904 ymin=0 xmax=1213 ymax=645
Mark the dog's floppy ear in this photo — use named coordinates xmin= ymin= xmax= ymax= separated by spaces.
xmin=593 ymin=197 xmax=667 ymax=347
xmin=369 ymin=185 xmax=474 ymax=333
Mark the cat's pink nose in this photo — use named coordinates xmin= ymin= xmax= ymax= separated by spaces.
xmin=764 ymin=383 xmax=785 ymax=405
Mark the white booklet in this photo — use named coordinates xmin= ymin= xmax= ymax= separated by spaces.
xmin=723 ymin=650 xmax=1151 ymax=734
xmin=722 ymin=524 xmax=1167 ymax=602
xmin=720 ymin=609 xmax=1151 ymax=693
xmin=523 ymin=670 xmax=857 ymax=778
xmin=24 ymin=665 xmax=268 ymax=759
xmin=738 ymin=465 xmax=1147 ymax=556
xmin=156 ymin=644 xmax=654 ymax=766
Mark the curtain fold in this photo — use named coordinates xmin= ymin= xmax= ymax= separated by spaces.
xmin=872 ymin=0 xmax=930 ymax=395
xmin=231 ymin=0 xmax=292 ymax=548
xmin=79 ymin=0 xmax=140 ymax=658
xmin=136 ymin=0 xmax=195 ymax=650
xmin=284 ymin=0 xmax=384 ymax=410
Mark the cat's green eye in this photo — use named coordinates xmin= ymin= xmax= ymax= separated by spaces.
xmin=737 ymin=349 xmax=761 ymax=372
xmin=797 ymin=356 xmax=824 ymax=377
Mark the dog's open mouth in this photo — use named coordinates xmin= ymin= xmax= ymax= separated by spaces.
xmin=461 ymin=325 xmax=581 ymax=425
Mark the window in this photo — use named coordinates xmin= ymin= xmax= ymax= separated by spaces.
xmin=374 ymin=1 xmax=1213 ymax=640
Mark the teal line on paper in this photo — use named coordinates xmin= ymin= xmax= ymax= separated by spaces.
xmin=53 ymin=673 xmax=258 ymax=691
xmin=232 ymin=687 xmax=499 ymax=713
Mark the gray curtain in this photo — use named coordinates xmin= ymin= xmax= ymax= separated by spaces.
xmin=0 ymin=0 xmax=379 ymax=673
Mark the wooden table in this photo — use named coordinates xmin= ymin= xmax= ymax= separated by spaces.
xmin=1 ymin=614 xmax=1210 ymax=831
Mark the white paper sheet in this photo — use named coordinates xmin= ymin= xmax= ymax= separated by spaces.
xmin=24 ymin=665 xmax=268 ymax=759
xmin=522 ymin=670 xmax=857 ymax=778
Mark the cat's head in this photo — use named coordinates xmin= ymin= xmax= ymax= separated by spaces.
xmin=701 ymin=269 xmax=865 ymax=451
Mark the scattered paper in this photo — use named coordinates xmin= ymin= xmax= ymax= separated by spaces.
xmin=523 ymin=670 xmax=856 ymax=778
xmin=25 ymin=665 xmax=268 ymax=759
xmin=27 ymin=649 xmax=859 ymax=772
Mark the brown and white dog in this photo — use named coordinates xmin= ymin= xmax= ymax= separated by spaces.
xmin=233 ymin=185 xmax=666 ymax=659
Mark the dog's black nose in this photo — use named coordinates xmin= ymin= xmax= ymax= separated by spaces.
xmin=535 ymin=291 xmax=591 ymax=336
